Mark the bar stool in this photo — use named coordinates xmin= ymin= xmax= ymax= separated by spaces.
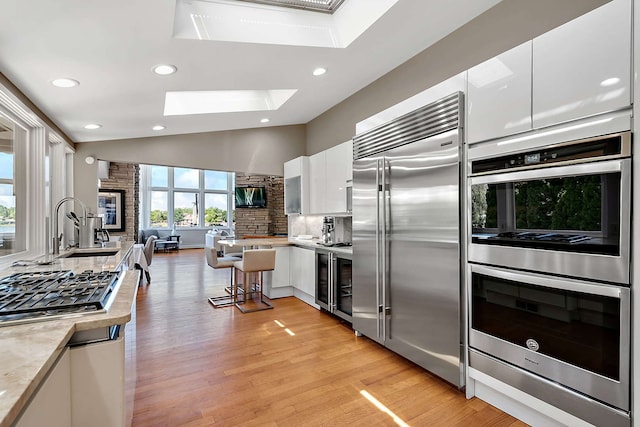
xmin=205 ymin=247 xmax=242 ymax=308
xmin=233 ymin=249 xmax=276 ymax=313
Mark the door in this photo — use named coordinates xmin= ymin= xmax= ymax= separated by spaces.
xmin=353 ymin=154 xmax=384 ymax=344
xmin=315 ymin=251 xmax=330 ymax=310
xmin=384 ymin=131 xmax=463 ymax=386
xmin=334 ymin=255 xmax=353 ymax=321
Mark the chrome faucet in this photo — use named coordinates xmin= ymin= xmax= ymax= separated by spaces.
xmin=53 ymin=197 xmax=87 ymax=255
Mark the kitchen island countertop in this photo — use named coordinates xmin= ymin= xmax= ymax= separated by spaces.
xmin=0 ymin=241 xmax=138 ymax=427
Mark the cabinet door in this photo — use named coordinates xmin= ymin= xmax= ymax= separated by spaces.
xmin=270 ymin=246 xmax=290 ymax=289
xmin=70 ymin=338 xmax=125 ymax=427
xmin=291 ymin=247 xmax=316 ymax=297
xmin=15 ymin=349 xmax=71 ymax=427
xmin=467 ymin=41 xmax=532 ymax=143
xmin=308 ymin=151 xmax=326 ymax=214
xmin=316 ymin=251 xmax=330 ymax=308
xmin=284 ymin=156 xmax=309 ymax=214
xmin=325 ymin=141 xmax=353 ymax=213
xmin=532 ymin=0 xmax=631 ymax=128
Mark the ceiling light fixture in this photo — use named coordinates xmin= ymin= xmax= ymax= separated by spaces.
xmin=51 ymin=78 xmax=79 ymax=88
xmin=312 ymin=67 xmax=327 ymax=76
xmin=84 ymin=156 xmax=96 ymax=165
xmin=84 ymin=123 xmax=102 ymax=130
xmin=260 ymin=118 xmax=270 ymax=123
xmin=153 ymin=64 xmax=178 ymax=75
xmin=152 ymin=125 xmax=166 ymax=131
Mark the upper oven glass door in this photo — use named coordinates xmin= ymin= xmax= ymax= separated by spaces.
xmin=469 ymin=158 xmax=631 ymax=284
xmin=469 ymin=264 xmax=630 ymax=411
xmin=471 ymin=159 xmax=626 ymax=255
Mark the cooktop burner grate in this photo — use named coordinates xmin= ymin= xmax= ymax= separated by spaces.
xmin=0 ymin=270 xmax=120 ymax=317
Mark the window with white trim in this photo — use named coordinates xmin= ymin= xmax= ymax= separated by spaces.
xmin=140 ymin=164 xmax=235 ymax=230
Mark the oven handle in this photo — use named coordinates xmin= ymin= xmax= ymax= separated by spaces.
xmin=470 ymin=158 xmax=629 ymax=185
xmin=470 ymin=264 xmax=628 ymax=298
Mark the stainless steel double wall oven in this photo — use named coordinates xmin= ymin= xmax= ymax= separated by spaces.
xmin=468 ymin=131 xmax=632 ymax=426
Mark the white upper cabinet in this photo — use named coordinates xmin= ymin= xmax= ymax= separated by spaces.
xmin=307 ymin=140 xmax=353 ymax=214
xmin=467 ymin=41 xmax=532 ymax=144
xmin=308 ymin=151 xmax=326 ymax=213
xmin=532 ymin=0 xmax=631 ymax=128
xmin=284 ymin=156 xmax=309 ymax=215
xmin=324 ymin=140 xmax=353 ymax=213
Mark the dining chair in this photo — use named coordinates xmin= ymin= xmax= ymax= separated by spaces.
xmin=142 ymin=235 xmax=157 ymax=283
xmin=233 ymin=249 xmax=276 ymax=313
xmin=206 ymin=247 xmax=242 ymax=307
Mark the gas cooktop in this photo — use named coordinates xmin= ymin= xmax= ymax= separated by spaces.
xmin=0 ymin=270 xmax=120 ymax=325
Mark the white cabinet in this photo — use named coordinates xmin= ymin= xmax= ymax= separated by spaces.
xmin=290 ymin=246 xmax=316 ymax=300
xmin=465 ymin=0 xmax=631 ymax=144
xmin=70 ymin=338 xmax=126 ymax=427
xmin=532 ymin=0 xmax=631 ymax=128
xmin=308 ymin=151 xmax=326 ymax=214
xmin=15 ymin=349 xmax=71 ymax=427
xmin=284 ymin=156 xmax=309 ymax=215
xmin=308 ymin=140 xmax=353 ymax=214
xmin=467 ymin=41 xmax=532 ymax=144
xmin=264 ymin=246 xmax=292 ymax=298
xmin=325 ymin=141 xmax=353 ymax=213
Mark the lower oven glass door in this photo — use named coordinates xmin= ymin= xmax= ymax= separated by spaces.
xmin=469 ymin=264 xmax=630 ymax=411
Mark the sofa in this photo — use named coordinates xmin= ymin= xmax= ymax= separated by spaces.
xmin=139 ymin=229 xmax=178 ymax=252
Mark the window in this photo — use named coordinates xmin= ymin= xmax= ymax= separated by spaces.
xmin=0 ymin=87 xmax=50 ymax=267
xmin=0 ymin=116 xmax=17 ymax=255
xmin=141 ymin=165 xmax=234 ymax=230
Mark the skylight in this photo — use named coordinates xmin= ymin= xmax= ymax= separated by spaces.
xmin=163 ymin=89 xmax=298 ymax=116
xmin=174 ymin=0 xmax=399 ymax=48
xmin=233 ymin=0 xmax=346 ymax=14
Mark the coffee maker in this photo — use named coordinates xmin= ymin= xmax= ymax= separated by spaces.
xmin=78 ymin=215 xmax=110 ymax=248
xmin=321 ymin=216 xmax=335 ymax=244
xmin=321 ymin=216 xmax=352 ymax=245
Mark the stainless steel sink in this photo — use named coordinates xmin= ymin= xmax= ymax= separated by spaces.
xmin=59 ymin=249 xmax=119 ymax=258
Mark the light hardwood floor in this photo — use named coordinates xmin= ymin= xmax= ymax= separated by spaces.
xmin=132 ymin=249 xmax=526 ymax=426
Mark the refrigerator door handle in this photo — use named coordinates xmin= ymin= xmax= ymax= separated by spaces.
xmin=375 ymin=159 xmax=382 ymax=339
xmin=381 ymin=159 xmax=389 ymax=341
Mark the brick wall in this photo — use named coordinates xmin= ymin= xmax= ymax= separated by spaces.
xmin=235 ymin=174 xmax=287 ymax=238
xmin=99 ymin=162 xmax=139 ymax=242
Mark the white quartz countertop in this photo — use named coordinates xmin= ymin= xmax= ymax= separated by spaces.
xmin=289 ymin=237 xmax=353 ymax=255
xmin=0 ymin=241 xmax=138 ymax=427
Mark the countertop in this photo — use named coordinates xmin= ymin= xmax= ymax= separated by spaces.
xmin=217 ymin=236 xmax=353 ymax=255
xmin=0 ymin=241 xmax=138 ymax=427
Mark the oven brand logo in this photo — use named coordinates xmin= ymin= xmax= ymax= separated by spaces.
xmin=526 ymin=338 xmax=539 ymax=352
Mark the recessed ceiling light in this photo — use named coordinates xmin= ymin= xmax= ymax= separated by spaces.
xmin=152 ymin=125 xmax=166 ymax=131
xmin=153 ymin=64 xmax=177 ymax=75
xmin=164 ymin=89 xmax=297 ymax=116
xmin=600 ymin=77 xmax=620 ymax=87
xmin=51 ymin=78 xmax=79 ymax=88
xmin=260 ymin=118 xmax=270 ymax=123
xmin=312 ymin=67 xmax=327 ymax=76
xmin=84 ymin=124 xmax=102 ymax=130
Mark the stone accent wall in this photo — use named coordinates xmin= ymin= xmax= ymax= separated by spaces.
xmin=235 ymin=174 xmax=287 ymax=238
xmin=99 ymin=162 xmax=139 ymax=242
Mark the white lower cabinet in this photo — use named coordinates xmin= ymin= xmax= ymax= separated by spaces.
xmin=264 ymin=246 xmax=292 ymax=298
xmin=290 ymin=246 xmax=317 ymax=306
xmin=70 ymin=337 xmax=126 ymax=427
xmin=15 ymin=348 xmax=71 ymax=427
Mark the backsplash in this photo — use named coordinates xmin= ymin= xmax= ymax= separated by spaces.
xmin=289 ymin=215 xmax=352 ymax=242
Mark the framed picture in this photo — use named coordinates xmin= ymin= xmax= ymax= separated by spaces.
xmin=98 ymin=189 xmax=125 ymax=231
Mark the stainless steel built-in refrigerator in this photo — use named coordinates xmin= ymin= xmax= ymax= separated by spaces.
xmin=352 ymin=92 xmax=464 ymax=387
